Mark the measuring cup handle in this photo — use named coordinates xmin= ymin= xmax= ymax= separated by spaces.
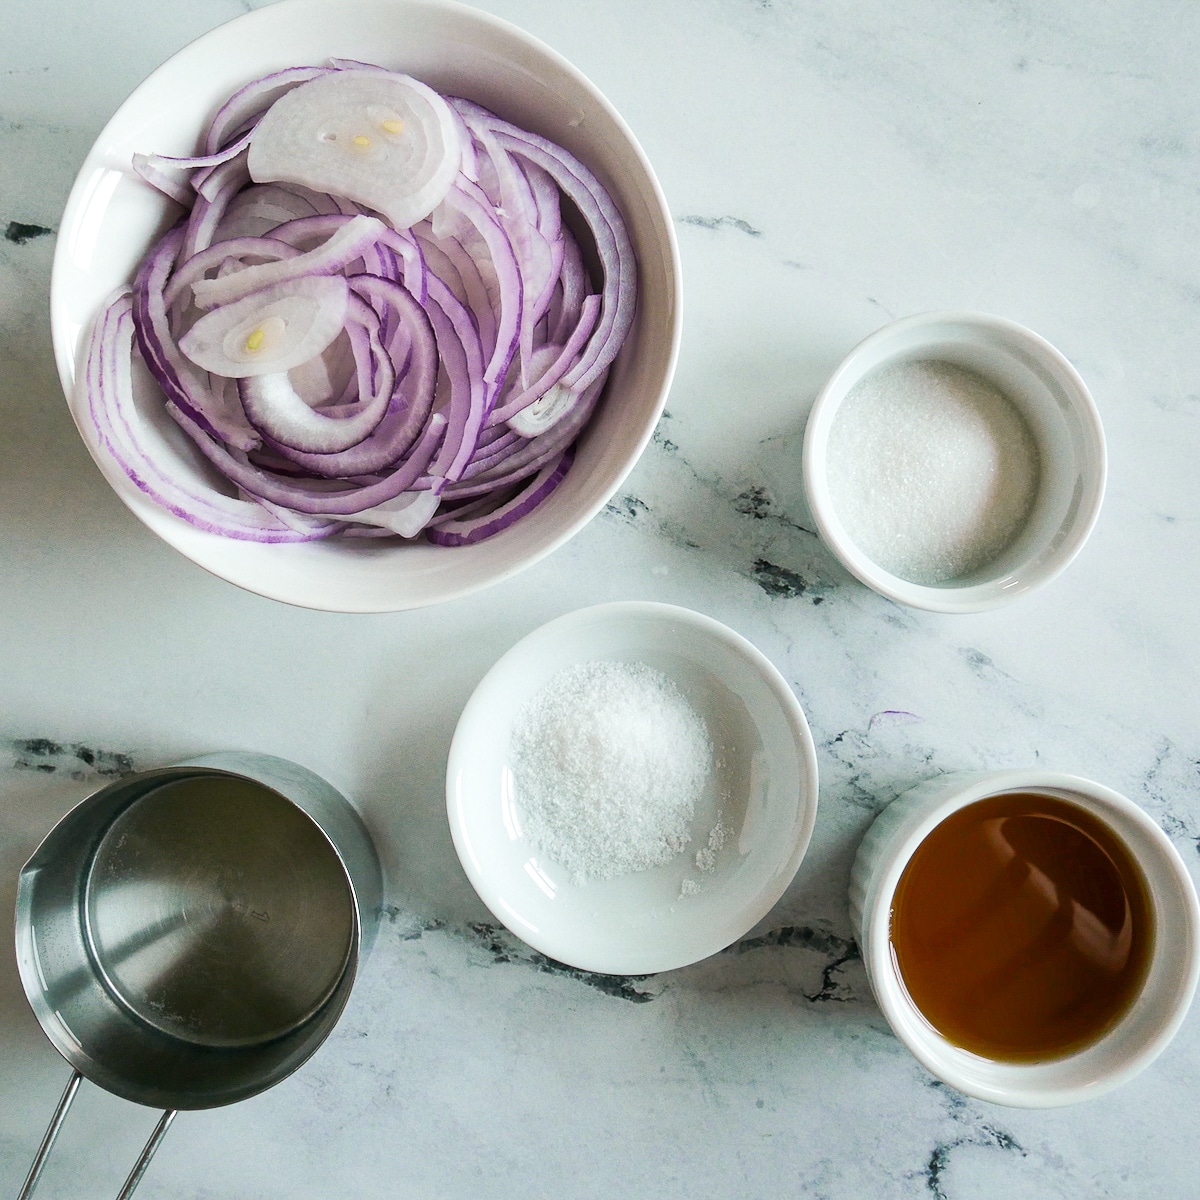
xmin=16 ymin=1071 xmax=176 ymax=1200
xmin=17 ymin=1069 xmax=82 ymax=1200
xmin=113 ymin=1109 xmax=176 ymax=1200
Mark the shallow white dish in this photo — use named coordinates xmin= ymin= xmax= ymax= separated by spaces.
xmin=803 ymin=312 xmax=1106 ymax=613
xmin=446 ymin=601 xmax=819 ymax=976
xmin=50 ymin=0 xmax=680 ymax=612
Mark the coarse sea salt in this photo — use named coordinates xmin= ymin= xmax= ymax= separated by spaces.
xmin=511 ymin=660 xmax=713 ymax=885
xmin=825 ymin=359 xmax=1040 ymax=584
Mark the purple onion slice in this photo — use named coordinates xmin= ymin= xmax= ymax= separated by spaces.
xmin=427 ymin=448 xmax=574 ymax=546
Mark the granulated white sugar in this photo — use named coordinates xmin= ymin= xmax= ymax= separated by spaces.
xmin=511 ymin=660 xmax=712 ymax=884
xmin=825 ymin=359 xmax=1040 ymax=584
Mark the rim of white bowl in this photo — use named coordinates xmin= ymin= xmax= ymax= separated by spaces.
xmin=50 ymin=0 xmax=682 ymax=612
xmin=863 ymin=769 xmax=1200 ymax=1107
xmin=802 ymin=311 xmax=1107 ymax=614
xmin=445 ymin=600 xmax=820 ymax=974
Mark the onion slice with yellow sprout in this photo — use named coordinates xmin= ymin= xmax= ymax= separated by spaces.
xmin=247 ymin=71 xmax=461 ymax=232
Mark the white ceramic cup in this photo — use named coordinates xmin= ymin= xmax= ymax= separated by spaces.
xmin=850 ymin=769 xmax=1200 ymax=1107
xmin=803 ymin=312 xmax=1106 ymax=613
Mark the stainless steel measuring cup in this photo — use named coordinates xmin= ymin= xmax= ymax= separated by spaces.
xmin=14 ymin=751 xmax=382 ymax=1199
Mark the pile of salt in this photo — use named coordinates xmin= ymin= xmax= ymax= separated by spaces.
xmin=511 ymin=660 xmax=712 ymax=884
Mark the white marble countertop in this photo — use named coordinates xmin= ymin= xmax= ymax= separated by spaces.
xmin=3 ymin=0 xmax=1200 ymax=1196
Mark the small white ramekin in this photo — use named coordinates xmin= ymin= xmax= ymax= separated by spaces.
xmin=850 ymin=770 xmax=1200 ymax=1107
xmin=803 ymin=312 xmax=1106 ymax=613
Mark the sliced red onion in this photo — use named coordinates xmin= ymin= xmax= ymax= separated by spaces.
xmin=499 ymin=129 xmax=635 ymax=393
xmin=179 ymin=276 xmax=350 ymax=377
xmin=427 ymin=448 xmax=573 ymax=546
xmin=191 ymin=215 xmax=384 ymax=309
xmin=521 ymin=159 xmax=563 ymax=243
xmin=489 ymin=293 xmax=601 ymax=428
xmin=422 ymin=274 xmax=487 ymax=481
xmin=448 ymin=374 xmax=605 ymax=496
xmin=317 ymin=483 xmax=442 ymax=536
xmin=94 ymin=63 xmax=637 ymax=545
xmin=214 ymin=184 xmax=318 ymax=240
xmin=324 ymin=58 xmax=393 ymax=75
xmin=415 ymin=229 xmax=495 ymax=351
xmin=437 ymin=182 xmax=522 ymax=388
xmin=130 ymin=156 xmax=193 ymax=206
xmin=239 ymin=367 xmax=386 ymax=454
xmin=132 ymin=226 xmax=262 ymax=450
xmin=205 ymin=65 xmax=333 ymax=155
xmin=454 ymin=102 xmax=636 ymax=395
xmin=87 ymin=289 xmax=331 ymax=542
xmin=506 ymin=381 xmax=575 ymax=438
xmin=240 ymin=291 xmax=395 ymax=455
xmin=262 ymin=274 xmax=438 ymax=476
xmin=461 ymin=430 xmax=527 ymax=477
xmin=139 ymin=128 xmax=255 ymax=177
xmin=170 ymin=403 xmax=447 ymax=514
xmin=548 ymin=228 xmax=587 ymax=345
xmin=164 ymin=235 xmax=300 ymax=309
xmin=182 ymin=156 xmax=250 ymax=261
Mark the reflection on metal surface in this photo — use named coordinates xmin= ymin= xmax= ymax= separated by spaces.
xmin=82 ymin=776 xmax=354 ymax=1048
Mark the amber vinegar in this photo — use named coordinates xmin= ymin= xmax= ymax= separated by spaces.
xmin=889 ymin=792 xmax=1155 ymax=1062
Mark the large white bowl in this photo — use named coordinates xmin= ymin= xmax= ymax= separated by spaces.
xmin=446 ymin=602 xmax=820 ymax=976
xmin=50 ymin=0 xmax=680 ymax=612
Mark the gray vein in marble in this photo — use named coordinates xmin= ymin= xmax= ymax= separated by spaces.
xmin=751 ymin=557 xmax=825 ymax=602
xmin=462 ymin=922 xmax=657 ymax=1003
xmin=3 ymin=221 xmax=52 ymax=245
xmin=822 ymin=725 xmax=939 ymax=815
xmin=723 ymin=924 xmax=860 ymax=1002
xmin=651 ymin=424 xmax=680 ymax=455
xmin=921 ymin=1080 xmax=1026 ymax=1199
xmin=733 ymin=484 xmax=816 ymax=536
xmin=5 ymin=737 xmax=134 ymax=780
xmin=1139 ymin=735 xmax=1200 ymax=856
xmin=677 ymin=214 xmax=764 ymax=237
xmin=952 ymin=645 xmax=1046 ymax=725
xmin=375 ymin=913 xmax=869 ymax=1009
xmin=602 ymin=493 xmax=649 ymax=524
xmin=602 ymin=417 xmax=836 ymax=604
xmin=381 ymin=905 xmax=446 ymax=939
